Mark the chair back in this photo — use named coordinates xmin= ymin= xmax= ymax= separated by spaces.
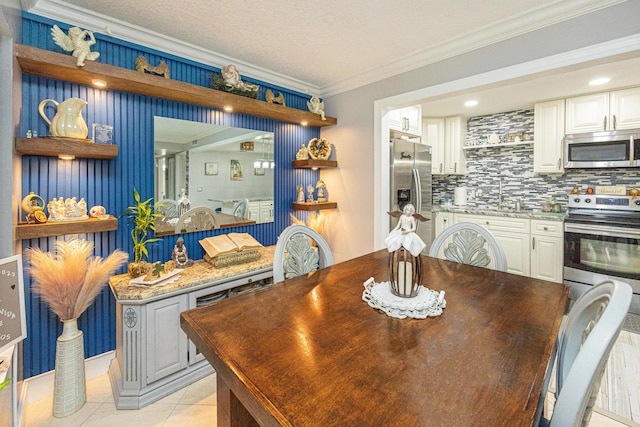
xmin=156 ymin=199 xmax=179 ymax=218
xmin=175 ymin=207 xmax=217 ymax=233
xmin=273 ymin=225 xmax=334 ymax=283
xmin=428 ymin=222 xmax=507 ymax=272
xmin=233 ymin=199 xmax=249 ymax=218
xmin=549 ymin=279 xmax=632 ymax=427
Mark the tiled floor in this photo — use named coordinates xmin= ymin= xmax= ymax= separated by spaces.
xmin=24 ymin=330 xmax=640 ymax=426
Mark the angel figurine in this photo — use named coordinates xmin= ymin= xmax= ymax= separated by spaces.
xmin=385 ymin=204 xmax=429 ymax=256
xmin=51 ymin=25 xmax=100 ymax=67
xmin=307 ymin=95 xmax=326 ymax=120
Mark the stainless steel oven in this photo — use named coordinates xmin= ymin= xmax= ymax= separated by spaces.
xmin=564 ymin=195 xmax=640 ymax=314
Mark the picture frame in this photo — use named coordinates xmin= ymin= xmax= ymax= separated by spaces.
xmin=0 ymin=255 xmax=27 ymax=354
xmin=92 ymin=123 xmax=113 ymax=144
xmin=254 ymin=166 xmax=265 ymax=176
xmin=205 ymin=162 xmax=218 ymax=176
xmin=230 ymin=160 xmax=243 ymax=181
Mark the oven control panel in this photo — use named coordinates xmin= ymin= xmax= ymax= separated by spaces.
xmin=568 ymin=194 xmax=640 ymax=211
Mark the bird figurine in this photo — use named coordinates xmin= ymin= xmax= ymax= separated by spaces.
xmin=51 ymin=25 xmax=100 ymax=67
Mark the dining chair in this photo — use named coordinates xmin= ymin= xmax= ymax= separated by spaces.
xmin=538 ymin=279 xmax=632 ymax=427
xmin=233 ymin=199 xmax=249 ymax=218
xmin=273 ymin=224 xmax=334 ymax=282
xmin=174 ymin=206 xmax=218 ymax=233
xmin=428 ymin=222 xmax=507 ymax=271
xmin=156 ymin=199 xmax=179 ymax=218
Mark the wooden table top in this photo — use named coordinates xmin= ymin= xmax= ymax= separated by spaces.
xmin=181 ymin=250 xmax=569 ymax=427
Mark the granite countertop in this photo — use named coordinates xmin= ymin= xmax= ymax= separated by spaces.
xmin=109 ymin=246 xmax=275 ymax=301
xmin=432 ymin=205 xmax=566 ymax=221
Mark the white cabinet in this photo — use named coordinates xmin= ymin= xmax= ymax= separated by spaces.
xmin=247 ymin=201 xmax=260 ymax=221
xmin=454 ymin=214 xmax=530 ymax=276
xmin=566 ymin=87 xmax=640 ymax=133
xmin=434 ymin=211 xmax=454 ymax=237
xmin=146 ymin=295 xmax=189 ymax=383
xmin=389 ymin=105 xmax=422 ymax=136
xmin=424 ymin=116 xmax=466 ymax=175
xmin=530 ymin=220 xmax=563 ymax=283
xmin=259 ymin=200 xmax=274 ymax=223
xmin=534 ymin=100 xmax=565 ymax=173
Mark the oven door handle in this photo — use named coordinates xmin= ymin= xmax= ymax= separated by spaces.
xmin=565 ymin=223 xmax=640 ymax=239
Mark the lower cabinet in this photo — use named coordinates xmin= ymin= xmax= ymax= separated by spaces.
xmin=434 ymin=212 xmax=563 ymax=282
xmin=109 ymin=269 xmax=273 ymax=409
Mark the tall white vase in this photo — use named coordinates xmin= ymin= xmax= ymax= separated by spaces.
xmin=53 ymin=318 xmax=86 ymax=418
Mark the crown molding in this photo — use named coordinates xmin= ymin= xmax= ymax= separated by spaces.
xmin=24 ymin=0 xmax=629 ymax=98
xmin=320 ymin=0 xmax=629 ymax=97
xmin=23 ymin=0 xmax=321 ymax=96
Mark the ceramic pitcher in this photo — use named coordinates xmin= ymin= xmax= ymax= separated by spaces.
xmin=38 ymin=97 xmax=89 ymax=139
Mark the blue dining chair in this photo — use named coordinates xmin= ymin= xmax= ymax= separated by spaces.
xmin=273 ymin=225 xmax=334 ymax=283
xmin=537 ymin=279 xmax=632 ymax=427
xmin=428 ymin=222 xmax=507 ymax=272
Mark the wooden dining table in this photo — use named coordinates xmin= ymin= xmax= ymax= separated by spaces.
xmin=180 ymin=249 xmax=569 ymax=427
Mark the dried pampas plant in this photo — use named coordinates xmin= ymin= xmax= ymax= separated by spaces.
xmin=289 ymin=212 xmax=327 ymax=245
xmin=27 ymin=240 xmax=128 ymax=321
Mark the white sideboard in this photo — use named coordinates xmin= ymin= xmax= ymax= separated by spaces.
xmin=108 ymin=246 xmax=274 ymax=409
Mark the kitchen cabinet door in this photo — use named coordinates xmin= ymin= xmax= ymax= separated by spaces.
xmin=566 ymin=93 xmax=609 ymax=133
xmin=530 ymin=220 xmax=563 ymax=283
xmin=610 ymin=87 xmax=640 ymax=130
xmin=423 ymin=118 xmax=445 ymax=175
xmin=389 ymin=106 xmax=422 ymax=136
xmin=444 ymin=116 xmax=466 ymax=175
xmin=146 ymin=295 xmax=189 ymax=384
xmin=534 ymin=99 xmax=565 ymax=173
xmin=434 ymin=212 xmax=454 ymax=238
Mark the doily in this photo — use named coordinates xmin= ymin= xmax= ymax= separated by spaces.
xmin=362 ymin=278 xmax=446 ymax=319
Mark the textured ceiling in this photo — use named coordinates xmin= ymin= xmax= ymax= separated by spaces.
xmin=33 ymin=0 xmax=571 ymax=91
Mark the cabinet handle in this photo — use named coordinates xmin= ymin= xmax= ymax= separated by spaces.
xmin=532 ymin=237 xmax=536 ymax=250
xmin=443 ymin=219 xmax=447 ymax=224
xmin=485 ymin=221 xmax=490 ymax=225
xmin=603 ymin=115 xmax=607 ymax=131
xmin=454 ymin=163 xmax=457 ymax=173
xmin=613 ymin=114 xmax=617 ymax=130
xmin=543 ymin=226 xmax=548 ymax=231
xmin=557 ymin=158 xmax=561 ymax=169
xmin=440 ymin=163 xmax=443 ymax=173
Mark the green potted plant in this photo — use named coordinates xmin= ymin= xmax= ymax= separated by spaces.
xmin=123 ymin=187 xmax=163 ymax=277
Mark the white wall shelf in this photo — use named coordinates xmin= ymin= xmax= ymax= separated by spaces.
xmin=463 ymin=141 xmax=534 ymax=150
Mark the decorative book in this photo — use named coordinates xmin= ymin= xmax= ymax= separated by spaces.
xmin=200 ymin=233 xmax=263 ymax=267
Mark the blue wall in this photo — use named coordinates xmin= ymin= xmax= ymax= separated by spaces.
xmin=20 ymin=13 xmax=321 ymax=377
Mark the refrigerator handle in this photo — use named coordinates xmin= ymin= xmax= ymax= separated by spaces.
xmin=413 ymin=168 xmax=422 ymax=214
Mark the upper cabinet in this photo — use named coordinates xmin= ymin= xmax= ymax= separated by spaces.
xmin=565 ymin=87 xmax=640 ymax=133
xmin=533 ymin=99 xmax=565 ymax=174
xmin=424 ymin=116 xmax=466 ymax=175
xmin=389 ymin=105 xmax=422 ymax=136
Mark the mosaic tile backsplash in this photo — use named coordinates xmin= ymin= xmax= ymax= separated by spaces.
xmin=432 ymin=109 xmax=640 ymax=211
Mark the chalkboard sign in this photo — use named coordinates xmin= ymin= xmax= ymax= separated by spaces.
xmin=0 ymin=255 xmax=26 ymax=354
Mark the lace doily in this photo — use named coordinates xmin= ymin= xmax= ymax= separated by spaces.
xmin=362 ymin=278 xmax=446 ymax=319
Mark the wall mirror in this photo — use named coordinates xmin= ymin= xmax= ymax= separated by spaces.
xmin=154 ymin=116 xmax=275 ymax=236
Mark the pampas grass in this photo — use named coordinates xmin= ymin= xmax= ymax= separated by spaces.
xmin=289 ymin=212 xmax=326 ymax=236
xmin=27 ymin=240 xmax=128 ymax=321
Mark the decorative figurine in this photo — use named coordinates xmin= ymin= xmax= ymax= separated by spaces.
xmin=135 ymin=56 xmax=170 ymax=79
xmin=265 ymin=89 xmax=285 ymax=106
xmin=221 ymin=64 xmax=259 ymax=93
xmin=51 ymin=25 xmax=100 ymax=67
xmin=295 ymin=144 xmax=309 ymax=160
xmin=307 ymin=95 xmax=326 ymax=120
xmin=307 ymin=185 xmax=315 ymax=203
xmin=307 ymin=138 xmax=332 ymax=160
xmin=26 ymin=130 xmax=32 ymax=138
xmin=316 ymin=180 xmax=328 ymax=202
xmin=297 ymin=184 xmax=305 ymax=203
xmin=177 ymin=188 xmax=191 ymax=217
xmin=385 ymin=204 xmax=429 ymax=257
xmin=21 ymin=192 xmax=46 ymax=223
xmin=171 ymin=237 xmax=193 ymax=268
xmin=46 ymin=196 xmax=89 ymax=221
xmin=89 ymin=205 xmax=107 ymax=218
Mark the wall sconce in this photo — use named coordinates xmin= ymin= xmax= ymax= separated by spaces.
xmin=388 ymin=248 xmax=422 ymax=298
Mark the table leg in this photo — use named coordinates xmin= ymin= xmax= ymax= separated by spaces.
xmin=217 ymin=374 xmax=259 ymax=427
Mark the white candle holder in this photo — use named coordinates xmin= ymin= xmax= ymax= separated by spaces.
xmin=388 ymin=247 xmax=422 ymax=298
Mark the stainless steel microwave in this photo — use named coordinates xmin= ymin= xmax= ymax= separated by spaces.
xmin=564 ymin=129 xmax=640 ymax=168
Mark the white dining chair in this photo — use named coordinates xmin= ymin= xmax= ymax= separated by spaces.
xmin=273 ymin=224 xmax=334 ymax=283
xmin=174 ymin=206 xmax=217 ymax=233
xmin=233 ymin=199 xmax=249 ymax=218
xmin=156 ymin=199 xmax=179 ymax=218
xmin=538 ymin=279 xmax=632 ymax=427
xmin=428 ymin=222 xmax=507 ymax=272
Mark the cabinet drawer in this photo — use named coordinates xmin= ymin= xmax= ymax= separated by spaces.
xmin=531 ymin=220 xmax=563 ymax=237
xmin=454 ymin=214 xmax=530 ymax=234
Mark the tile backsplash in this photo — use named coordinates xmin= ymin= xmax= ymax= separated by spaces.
xmin=432 ymin=109 xmax=640 ymax=211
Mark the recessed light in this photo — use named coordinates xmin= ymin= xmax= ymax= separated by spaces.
xmin=589 ymin=77 xmax=610 ymax=86
xmin=223 ymin=105 xmax=233 ymax=112
xmin=58 ymin=154 xmax=75 ymax=160
xmin=464 ymin=100 xmax=478 ymax=107
xmin=91 ymin=79 xmax=107 ymax=88
xmin=300 ymin=121 xmax=308 ymax=127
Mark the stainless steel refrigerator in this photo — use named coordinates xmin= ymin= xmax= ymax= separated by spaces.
xmin=389 ymin=138 xmax=433 ymax=253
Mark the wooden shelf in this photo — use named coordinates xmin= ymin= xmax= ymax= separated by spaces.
xmin=15 ymin=216 xmax=118 ymax=240
xmin=291 ymin=159 xmax=338 ymax=168
xmin=15 ymin=137 xmax=118 ymax=159
xmin=292 ymin=202 xmax=337 ymax=211
xmin=15 ymin=44 xmax=337 ymax=128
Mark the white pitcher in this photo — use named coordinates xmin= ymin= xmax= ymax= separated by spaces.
xmin=38 ymin=97 xmax=88 ymax=139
